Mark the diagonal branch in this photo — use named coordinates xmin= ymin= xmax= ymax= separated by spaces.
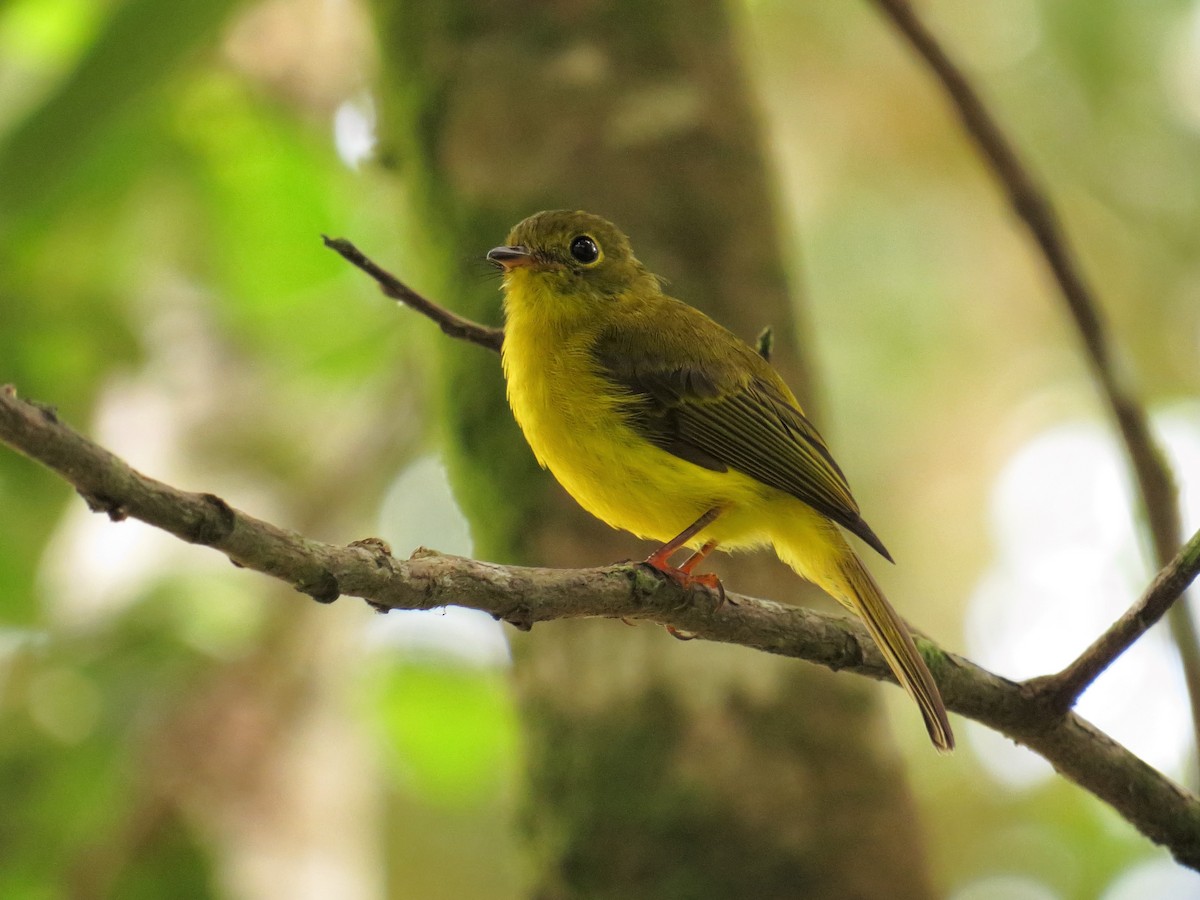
xmin=1028 ymin=527 xmax=1200 ymax=712
xmin=324 ymin=236 xmax=503 ymax=353
xmin=868 ymin=0 xmax=1200 ymax=734
xmin=3 ymin=383 xmax=1200 ymax=866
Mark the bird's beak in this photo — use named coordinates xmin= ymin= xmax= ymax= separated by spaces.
xmin=487 ymin=245 xmax=534 ymax=271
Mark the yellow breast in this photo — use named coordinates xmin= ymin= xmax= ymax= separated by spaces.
xmin=499 ymin=274 xmax=773 ymax=549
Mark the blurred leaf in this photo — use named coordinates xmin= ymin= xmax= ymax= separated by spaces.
xmin=0 ymin=0 xmax=104 ymax=70
xmin=170 ymin=73 xmax=364 ymax=372
xmin=0 ymin=0 xmax=241 ymax=227
xmin=108 ymin=815 xmax=214 ymax=900
xmin=0 ymin=598 xmax=219 ymax=896
xmin=361 ymin=660 xmax=518 ymax=806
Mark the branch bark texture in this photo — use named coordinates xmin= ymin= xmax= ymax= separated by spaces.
xmin=3 ymin=384 xmax=1200 ymax=868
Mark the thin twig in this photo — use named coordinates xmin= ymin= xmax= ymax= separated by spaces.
xmin=2 ymin=383 xmax=1200 ymax=867
xmin=1027 ymin=528 xmax=1200 ymax=711
xmin=323 ymin=236 xmax=504 ymax=353
xmin=868 ymin=0 xmax=1200 ymax=735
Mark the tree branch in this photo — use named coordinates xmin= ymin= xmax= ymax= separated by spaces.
xmin=3 ymin=383 xmax=1200 ymax=867
xmin=868 ymin=0 xmax=1200 ymax=742
xmin=1028 ymin=527 xmax=1200 ymax=712
xmin=323 ymin=236 xmax=504 ymax=353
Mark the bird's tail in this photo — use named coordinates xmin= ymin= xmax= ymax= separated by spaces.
xmin=774 ymin=522 xmax=954 ymax=752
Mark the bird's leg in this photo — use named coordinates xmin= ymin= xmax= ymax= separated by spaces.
xmin=644 ymin=507 xmax=722 ymax=570
xmin=679 ymin=540 xmax=717 ymax=574
xmin=622 ymin=512 xmax=721 ymax=631
xmin=678 ymin=539 xmax=728 ymax=609
xmin=641 ymin=509 xmax=729 ymax=639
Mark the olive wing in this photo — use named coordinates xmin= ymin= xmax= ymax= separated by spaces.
xmin=591 ymin=325 xmax=892 ymax=561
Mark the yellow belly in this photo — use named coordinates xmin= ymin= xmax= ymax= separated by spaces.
xmin=502 ymin=305 xmax=781 ymax=551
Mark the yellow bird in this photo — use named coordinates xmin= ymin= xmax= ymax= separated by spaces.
xmin=488 ymin=210 xmax=953 ymax=751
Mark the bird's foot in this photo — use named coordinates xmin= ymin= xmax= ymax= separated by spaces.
xmin=639 ymin=558 xmax=728 ymax=610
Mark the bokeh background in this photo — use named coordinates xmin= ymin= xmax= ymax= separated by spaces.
xmin=2 ymin=0 xmax=1200 ymax=897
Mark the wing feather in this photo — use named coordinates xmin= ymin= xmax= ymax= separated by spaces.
xmin=591 ymin=314 xmax=892 ymax=560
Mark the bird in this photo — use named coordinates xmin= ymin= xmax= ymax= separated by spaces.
xmin=487 ymin=209 xmax=953 ymax=751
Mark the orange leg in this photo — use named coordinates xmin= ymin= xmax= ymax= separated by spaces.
xmin=644 ymin=507 xmax=722 ymax=570
xmin=680 ymin=540 xmax=717 ymax=574
xmin=642 ymin=510 xmax=729 ymax=640
xmin=680 ymin=539 xmax=734 ymax=607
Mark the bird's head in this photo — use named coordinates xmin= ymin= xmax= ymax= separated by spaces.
xmin=488 ymin=210 xmax=657 ymax=317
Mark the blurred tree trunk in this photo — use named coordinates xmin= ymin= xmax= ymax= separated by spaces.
xmin=370 ymin=2 xmax=934 ymax=896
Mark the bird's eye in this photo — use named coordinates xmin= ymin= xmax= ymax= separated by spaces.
xmin=569 ymin=235 xmax=600 ymax=265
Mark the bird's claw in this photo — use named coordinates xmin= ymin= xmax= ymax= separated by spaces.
xmin=639 ymin=560 xmax=727 ymax=610
xmin=688 ymin=572 xmax=727 ymax=610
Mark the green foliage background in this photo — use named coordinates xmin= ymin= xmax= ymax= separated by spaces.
xmin=1 ymin=0 xmax=1199 ymax=897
